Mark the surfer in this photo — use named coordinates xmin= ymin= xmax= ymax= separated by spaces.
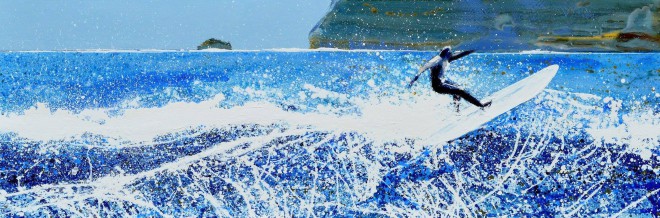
xmin=408 ymin=46 xmax=491 ymax=112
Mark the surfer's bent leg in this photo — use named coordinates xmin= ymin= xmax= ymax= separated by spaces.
xmin=433 ymin=83 xmax=489 ymax=108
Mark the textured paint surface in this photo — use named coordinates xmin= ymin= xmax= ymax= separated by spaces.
xmin=310 ymin=0 xmax=660 ymax=51
xmin=0 ymin=51 xmax=659 ymax=216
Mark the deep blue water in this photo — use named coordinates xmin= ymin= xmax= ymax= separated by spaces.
xmin=0 ymin=51 xmax=658 ymax=217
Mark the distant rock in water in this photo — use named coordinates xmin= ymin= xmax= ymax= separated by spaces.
xmin=309 ymin=0 xmax=660 ymax=51
xmin=197 ymin=38 xmax=232 ymax=50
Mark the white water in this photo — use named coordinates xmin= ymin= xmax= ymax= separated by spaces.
xmin=0 ymin=65 xmax=559 ymax=146
xmin=2 ymin=83 xmax=659 ymax=217
xmin=0 ymin=85 xmax=456 ymax=146
xmin=2 ymin=68 xmax=657 ymax=162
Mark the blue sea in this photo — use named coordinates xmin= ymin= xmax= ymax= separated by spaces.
xmin=0 ymin=51 xmax=658 ymax=217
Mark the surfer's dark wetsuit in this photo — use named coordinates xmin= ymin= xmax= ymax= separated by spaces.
xmin=430 ymin=65 xmax=488 ymax=108
xmin=408 ymin=46 xmax=491 ymax=110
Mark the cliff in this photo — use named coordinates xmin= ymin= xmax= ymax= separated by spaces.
xmin=309 ymin=0 xmax=660 ymax=51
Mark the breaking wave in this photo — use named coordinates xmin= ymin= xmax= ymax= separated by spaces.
xmin=0 ymin=51 xmax=658 ymax=216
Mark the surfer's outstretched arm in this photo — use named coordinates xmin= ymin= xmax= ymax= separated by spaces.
xmin=449 ymin=50 xmax=475 ymax=62
xmin=409 ymin=55 xmax=441 ymax=88
xmin=408 ymin=74 xmax=421 ymax=88
xmin=408 ymin=68 xmax=426 ymax=88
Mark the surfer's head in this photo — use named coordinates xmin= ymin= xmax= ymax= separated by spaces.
xmin=440 ymin=46 xmax=452 ymax=59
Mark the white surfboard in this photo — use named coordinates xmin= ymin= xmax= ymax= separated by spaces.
xmin=421 ymin=64 xmax=559 ymax=146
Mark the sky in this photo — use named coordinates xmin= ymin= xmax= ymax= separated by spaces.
xmin=0 ymin=0 xmax=331 ymax=50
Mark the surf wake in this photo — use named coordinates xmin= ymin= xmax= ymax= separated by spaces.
xmin=1 ymin=51 xmax=658 ymax=216
xmin=1 ymin=87 xmax=658 ymax=217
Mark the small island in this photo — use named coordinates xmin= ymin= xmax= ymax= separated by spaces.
xmin=197 ymin=38 xmax=232 ymax=50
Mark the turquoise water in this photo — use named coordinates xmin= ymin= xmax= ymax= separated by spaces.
xmin=0 ymin=51 xmax=658 ymax=216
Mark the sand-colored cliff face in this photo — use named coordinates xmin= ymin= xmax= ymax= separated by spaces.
xmin=310 ymin=0 xmax=660 ymax=51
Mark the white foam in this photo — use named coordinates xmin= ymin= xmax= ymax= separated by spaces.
xmin=543 ymin=91 xmax=660 ymax=161
xmin=587 ymin=108 xmax=660 ymax=161
xmin=0 ymin=89 xmax=455 ymax=145
xmin=303 ymin=83 xmax=348 ymax=102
